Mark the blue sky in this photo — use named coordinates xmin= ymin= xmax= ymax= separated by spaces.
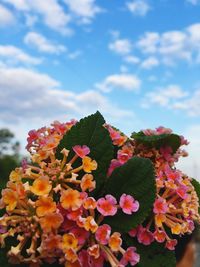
xmin=0 ymin=0 xmax=200 ymax=178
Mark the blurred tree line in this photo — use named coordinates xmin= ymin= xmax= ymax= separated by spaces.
xmin=0 ymin=128 xmax=21 ymax=191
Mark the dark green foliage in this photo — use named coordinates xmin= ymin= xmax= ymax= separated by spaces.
xmin=103 ymin=157 xmax=156 ymax=232
xmin=125 ymin=236 xmax=176 ymax=267
xmin=0 ymin=155 xmax=19 ymax=192
xmin=56 ymin=111 xmax=114 ymax=193
xmin=132 ymin=132 xmax=181 ymax=153
xmin=191 ymin=178 xmax=200 ymax=214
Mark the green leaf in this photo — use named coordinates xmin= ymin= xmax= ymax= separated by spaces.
xmin=56 ymin=111 xmax=114 ymax=193
xmin=125 ymin=236 xmax=176 ymax=267
xmin=131 ymin=132 xmax=181 ymax=153
xmin=191 ymin=178 xmax=200 ymax=214
xmin=0 ymin=249 xmax=11 ymax=267
xmin=103 ymin=157 xmax=156 ymax=232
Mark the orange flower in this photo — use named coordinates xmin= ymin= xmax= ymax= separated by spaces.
xmin=82 ymin=157 xmax=97 ymax=173
xmin=83 ymin=197 xmax=97 ymax=210
xmin=62 ymin=233 xmax=78 ymax=250
xmin=42 ymin=234 xmax=62 ymax=251
xmin=39 ymin=213 xmax=63 ymax=232
xmin=171 ymin=223 xmax=182 ymax=235
xmin=65 ymin=261 xmax=81 ymax=267
xmin=84 ymin=216 xmax=98 ymax=233
xmin=31 ymin=177 xmax=52 ymax=196
xmin=155 ymin=214 xmax=166 ymax=227
xmin=80 ymin=174 xmax=96 ymax=192
xmin=1 ymin=189 xmax=18 ymax=211
xmin=108 ymin=232 xmax=122 ymax=252
xmin=65 ymin=248 xmax=78 ymax=263
xmin=88 ymin=244 xmax=100 ymax=259
xmin=61 ymin=189 xmax=82 ymax=211
xmin=35 ymin=196 xmax=56 ymax=217
xmin=9 ymin=169 xmax=22 ymax=182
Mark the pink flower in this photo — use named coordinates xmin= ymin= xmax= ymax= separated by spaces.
xmin=128 ymin=228 xmax=137 ymax=237
xmin=137 ymin=226 xmax=154 ymax=245
xmin=120 ymin=247 xmax=140 ymax=266
xmin=160 ymin=146 xmax=173 ymax=161
xmin=79 ymin=250 xmax=104 ymax=267
xmin=119 ymin=194 xmax=139 ymax=215
xmin=165 ymin=239 xmax=177 ymax=250
xmin=73 ymin=145 xmax=90 ymax=158
xmin=176 ymin=185 xmax=188 ymax=199
xmin=153 ymin=197 xmax=168 ymax=214
xmin=67 ymin=208 xmax=83 ymax=221
xmin=97 ymin=195 xmax=117 ymax=216
xmin=71 ymin=227 xmax=89 ymax=245
xmin=153 ymin=229 xmax=166 ymax=243
xmin=156 ymin=126 xmax=172 ymax=135
xmin=95 ymin=224 xmax=111 ymax=245
xmin=107 ymin=159 xmax=122 ymax=176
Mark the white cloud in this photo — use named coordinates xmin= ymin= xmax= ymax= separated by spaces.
xmin=68 ymin=50 xmax=82 ymax=60
xmin=124 ymin=55 xmax=140 ymax=64
xmin=186 ymin=0 xmax=200 ymax=5
xmin=0 ymin=66 xmax=134 ymax=124
xmin=109 ymin=39 xmax=132 ymax=55
xmin=173 ymin=89 xmax=200 ymax=117
xmin=140 ymin=56 xmax=159 ymax=69
xmin=142 ymin=85 xmax=188 ymax=108
xmin=126 ymin=0 xmax=150 ymax=16
xmin=24 ymin=32 xmax=67 ymax=54
xmin=63 ymin=0 xmax=102 ymax=24
xmin=0 ymin=4 xmax=15 ymax=27
xmin=3 ymin=0 xmax=71 ymax=34
xmin=0 ymin=45 xmax=42 ymax=65
xmin=137 ymin=23 xmax=200 ymax=65
xmin=137 ymin=32 xmax=159 ymax=53
xmin=96 ymin=73 xmax=141 ymax=93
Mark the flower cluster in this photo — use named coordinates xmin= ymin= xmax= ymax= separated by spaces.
xmin=107 ymin=125 xmax=200 ymax=250
xmin=0 ymin=113 xmax=200 ymax=267
xmin=0 ymin=140 xmax=140 ymax=266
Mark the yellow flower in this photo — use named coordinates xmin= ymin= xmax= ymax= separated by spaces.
xmin=31 ymin=177 xmax=52 ymax=196
xmin=108 ymin=232 xmax=122 ymax=252
xmin=84 ymin=216 xmax=98 ymax=233
xmin=60 ymin=189 xmax=82 ymax=211
xmin=39 ymin=213 xmax=63 ymax=232
xmin=1 ymin=189 xmax=18 ymax=211
xmin=82 ymin=157 xmax=97 ymax=173
xmin=9 ymin=169 xmax=22 ymax=182
xmin=35 ymin=196 xmax=56 ymax=217
xmin=155 ymin=214 xmax=166 ymax=227
xmin=62 ymin=233 xmax=78 ymax=250
xmin=171 ymin=223 xmax=182 ymax=235
xmin=80 ymin=174 xmax=96 ymax=192
xmin=65 ymin=248 xmax=78 ymax=263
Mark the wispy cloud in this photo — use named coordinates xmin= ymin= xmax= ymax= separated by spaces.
xmin=140 ymin=56 xmax=159 ymax=69
xmin=137 ymin=23 xmax=200 ymax=65
xmin=126 ymin=0 xmax=151 ymax=16
xmin=0 ymin=66 xmax=134 ymax=123
xmin=63 ymin=0 xmax=103 ymax=24
xmin=0 ymin=45 xmax=42 ymax=66
xmin=3 ymin=0 xmax=71 ymax=34
xmin=186 ymin=0 xmax=200 ymax=5
xmin=109 ymin=38 xmax=132 ymax=55
xmin=142 ymin=84 xmax=188 ymax=108
xmin=96 ymin=73 xmax=141 ymax=93
xmin=0 ymin=4 xmax=15 ymax=27
xmin=24 ymin=32 xmax=67 ymax=54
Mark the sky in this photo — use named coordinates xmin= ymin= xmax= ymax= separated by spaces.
xmin=0 ymin=0 xmax=200 ymax=179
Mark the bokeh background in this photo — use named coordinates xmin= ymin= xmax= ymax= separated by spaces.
xmin=0 ymin=0 xmax=200 ymax=181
